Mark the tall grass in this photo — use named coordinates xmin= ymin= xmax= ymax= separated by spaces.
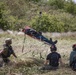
xmin=0 ymin=32 xmax=76 ymax=75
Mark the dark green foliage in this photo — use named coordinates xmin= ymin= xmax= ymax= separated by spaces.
xmin=6 ymin=0 xmax=26 ymax=18
xmin=0 ymin=2 xmax=18 ymax=30
xmin=64 ymin=0 xmax=76 ymax=14
xmin=48 ymin=0 xmax=65 ymax=9
xmin=48 ymin=0 xmax=76 ymax=15
xmin=0 ymin=0 xmax=76 ymax=32
xmin=30 ymin=12 xmax=75 ymax=32
xmin=31 ymin=13 xmax=51 ymax=32
xmin=30 ymin=13 xmax=65 ymax=32
xmin=0 ymin=2 xmax=9 ymax=30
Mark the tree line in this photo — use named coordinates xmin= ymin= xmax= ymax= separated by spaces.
xmin=0 ymin=0 xmax=76 ymax=32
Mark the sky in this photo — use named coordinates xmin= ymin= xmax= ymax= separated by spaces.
xmin=64 ymin=0 xmax=76 ymax=3
xmin=73 ymin=0 xmax=76 ymax=3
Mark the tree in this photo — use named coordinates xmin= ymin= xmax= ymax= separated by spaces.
xmin=0 ymin=2 xmax=17 ymax=30
xmin=64 ymin=0 xmax=76 ymax=14
xmin=30 ymin=12 xmax=65 ymax=32
xmin=48 ymin=0 xmax=65 ymax=9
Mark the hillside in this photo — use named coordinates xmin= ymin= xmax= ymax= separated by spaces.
xmin=0 ymin=0 xmax=76 ymax=32
xmin=0 ymin=32 xmax=76 ymax=75
xmin=0 ymin=0 xmax=76 ymax=75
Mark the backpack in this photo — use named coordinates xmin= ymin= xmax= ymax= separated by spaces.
xmin=71 ymin=57 xmax=76 ymax=71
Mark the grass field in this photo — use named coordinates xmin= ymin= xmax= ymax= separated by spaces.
xmin=0 ymin=32 xmax=76 ymax=75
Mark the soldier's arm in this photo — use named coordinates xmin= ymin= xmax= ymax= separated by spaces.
xmin=44 ymin=60 xmax=49 ymax=65
xmin=12 ymin=51 xmax=17 ymax=58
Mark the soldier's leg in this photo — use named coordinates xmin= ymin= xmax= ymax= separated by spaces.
xmin=0 ymin=56 xmax=3 ymax=67
xmin=3 ymin=58 xmax=10 ymax=64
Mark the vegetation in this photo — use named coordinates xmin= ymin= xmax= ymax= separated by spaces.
xmin=0 ymin=0 xmax=76 ymax=75
xmin=0 ymin=32 xmax=76 ymax=75
xmin=0 ymin=0 xmax=76 ymax=31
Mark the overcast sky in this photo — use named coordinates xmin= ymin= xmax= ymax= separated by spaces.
xmin=65 ymin=0 xmax=76 ymax=3
xmin=73 ymin=0 xmax=76 ymax=3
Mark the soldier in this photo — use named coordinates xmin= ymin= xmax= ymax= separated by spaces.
xmin=0 ymin=38 xmax=17 ymax=65
xmin=69 ymin=44 xmax=76 ymax=71
xmin=40 ymin=45 xmax=63 ymax=70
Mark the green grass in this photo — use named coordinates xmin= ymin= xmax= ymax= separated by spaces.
xmin=0 ymin=33 xmax=76 ymax=75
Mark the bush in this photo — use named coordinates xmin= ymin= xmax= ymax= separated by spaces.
xmin=48 ymin=0 xmax=65 ymax=9
xmin=30 ymin=12 xmax=65 ymax=32
xmin=30 ymin=12 xmax=51 ymax=32
xmin=30 ymin=12 xmax=76 ymax=32
xmin=64 ymin=1 xmax=76 ymax=14
xmin=0 ymin=2 xmax=18 ymax=30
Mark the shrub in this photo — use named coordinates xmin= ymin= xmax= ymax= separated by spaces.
xmin=30 ymin=12 xmax=52 ymax=32
xmin=48 ymin=0 xmax=65 ymax=9
xmin=30 ymin=11 xmax=76 ymax=32
xmin=0 ymin=2 xmax=17 ymax=30
xmin=30 ymin=12 xmax=65 ymax=32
